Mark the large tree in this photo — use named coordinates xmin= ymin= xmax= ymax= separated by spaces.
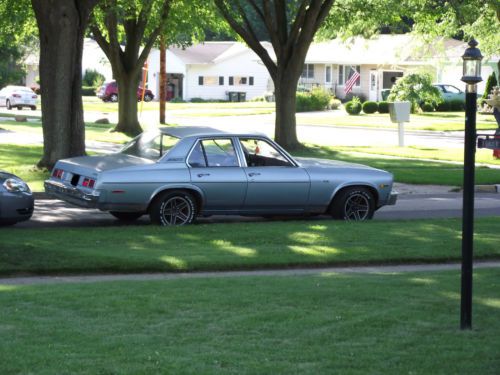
xmin=31 ymin=0 xmax=99 ymax=168
xmin=90 ymin=0 xmax=172 ymax=136
xmin=214 ymin=0 xmax=334 ymax=150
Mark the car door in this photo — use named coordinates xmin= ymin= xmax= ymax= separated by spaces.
xmin=188 ymin=137 xmax=248 ymax=213
xmin=238 ymin=137 xmax=310 ymax=212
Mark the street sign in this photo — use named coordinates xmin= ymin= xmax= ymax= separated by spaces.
xmin=477 ymin=137 xmax=500 ymax=150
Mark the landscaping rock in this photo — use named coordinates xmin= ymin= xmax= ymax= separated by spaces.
xmin=15 ymin=115 xmax=28 ymax=122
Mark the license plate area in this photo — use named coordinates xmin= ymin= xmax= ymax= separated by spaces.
xmin=71 ymin=174 xmax=80 ymax=186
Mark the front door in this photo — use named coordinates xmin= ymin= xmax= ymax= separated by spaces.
xmin=369 ymin=70 xmax=378 ymax=101
xmin=238 ymin=137 xmax=310 ymax=212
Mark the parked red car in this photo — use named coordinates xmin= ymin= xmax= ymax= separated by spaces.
xmin=96 ymin=81 xmax=154 ymax=102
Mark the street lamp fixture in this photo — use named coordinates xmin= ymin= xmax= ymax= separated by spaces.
xmin=460 ymin=38 xmax=482 ymax=330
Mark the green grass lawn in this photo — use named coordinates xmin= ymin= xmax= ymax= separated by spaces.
xmin=1 ymin=218 xmax=499 ymax=276
xmin=297 ymin=111 xmax=497 ymax=131
xmin=0 ymin=119 xmax=131 ymax=144
xmin=0 ymin=268 xmax=498 ymax=374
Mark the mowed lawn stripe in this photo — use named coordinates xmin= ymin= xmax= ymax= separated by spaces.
xmin=1 ymin=217 xmax=499 ymax=276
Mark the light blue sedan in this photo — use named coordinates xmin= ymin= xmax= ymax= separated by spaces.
xmin=45 ymin=127 xmax=397 ymax=225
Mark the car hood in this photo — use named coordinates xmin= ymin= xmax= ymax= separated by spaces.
xmin=56 ymin=153 xmax=154 ymax=174
xmin=295 ymin=157 xmax=375 ymax=170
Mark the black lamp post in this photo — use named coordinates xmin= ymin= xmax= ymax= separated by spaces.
xmin=460 ymin=39 xmax=482 ymax=330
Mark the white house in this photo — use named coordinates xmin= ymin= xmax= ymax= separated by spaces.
xmin=147 ymin=42 xmax=272 ymax=101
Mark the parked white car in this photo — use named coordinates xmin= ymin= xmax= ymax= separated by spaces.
xmin=0 ymin=86 xmax=38 ymax=110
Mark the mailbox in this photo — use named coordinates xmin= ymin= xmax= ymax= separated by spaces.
xmin=389 ymin=101 xmax=411 ymax=123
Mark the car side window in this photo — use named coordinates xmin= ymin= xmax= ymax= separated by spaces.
xmin=239 ymin=138 xmax=293 ymax=167
xmin=188 ymin=138 xmax=238 ymax=167
xmin=444 ymin=85 xmax=461 ymax=94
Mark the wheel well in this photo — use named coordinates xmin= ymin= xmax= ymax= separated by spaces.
xmin=148 ymin=188 xmax=203 ymax=213
xmin=327 ymin=185 xmax=379 ymax=212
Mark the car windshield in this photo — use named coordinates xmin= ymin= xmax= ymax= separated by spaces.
xmin=120 ymin=131 xmax=179 ymax=160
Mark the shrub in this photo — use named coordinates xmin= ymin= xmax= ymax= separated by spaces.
xmin=169 ymin=97 xmax=185 ymax=103
xmin=82 ymin=69 xmax=105 ymax=88
xmin=81 ymin=86 xmax=97 ymax=96
xmin=378 ymin=101 xmax=389 ymax=113
xmin=296 ymin=87 xmax=332 ymax=112
xmin=387 ymin=73 xmax=442 ymax=113
xmin=436 ymin=100 xmax=451 ymax=112
xmin=482 ymin=72 xmax=498 ymax=101
xmin=328 ymin=98 xmax=341 ymax=110
xmin=345 ymin=97 xmax=362 ymax=115
xmin=362 ymin=101 xmax=378 ymax=114
xmin=421 ymin=102 xmax=435 ymax=112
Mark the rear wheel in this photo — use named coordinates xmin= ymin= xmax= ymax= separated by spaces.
xmin=31 ymin=106 xmax=37 ymax=111
xmin=109 ymin=93 xmax=118 ymax=102
xmin=17 ymin=106 xmax=22 ymax=110
xmin=330 ymin=187 xmax=375 ymax=221
xmin=144 ymin=93 xmax=153 ymax=102
xmin=6 ymin=100 xmax=12 ymax=110
xmin=109 ymin=211 xmax=143 ymax=222
xmin=149 ymin=190 xmax=196 ymax=226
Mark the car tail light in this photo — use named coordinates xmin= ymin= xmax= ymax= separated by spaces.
xmin=13 ymin=93 xmax=21 ymax=98
xmin=32 ymin=95 xmax=37 ymax=99
xmin=82 ymin=177 xmax=96 ymax=188
xmin=52 ymin=169 xmax=64 ymax=179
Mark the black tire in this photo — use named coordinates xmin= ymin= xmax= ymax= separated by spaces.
xmin=109 ymin=211 xmax=143 ymax=222
xmin=31 ymin=106 xmax=37 ymax=111
xmin=6 ymin=99 xmax=12 ymax=110
xmin=330 ymin=187 xmax=375 ymax=221
xmin=17 ymin=106 xmax=22 ymax=110
xmin=149 ymin=190 xmax=196 ymax=226
xmin=144 ymin=93 xmax=153 ymax=102
xmin=109 ymin=93 xmax=118 ymax=102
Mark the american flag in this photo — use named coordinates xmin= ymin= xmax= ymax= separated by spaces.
xmin=344 ymin=67 xmax=360 ymax=95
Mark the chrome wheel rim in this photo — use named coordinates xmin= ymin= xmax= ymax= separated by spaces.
xmin=344 ymin=193 xmax=369 ymax=221
xmin=160 ymin=196 xmax=192 ymax=225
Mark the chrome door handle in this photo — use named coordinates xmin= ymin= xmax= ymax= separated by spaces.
xmin=248 ymin=172 xmax=261 ymax=177
xmin=197 ymin=173 xmax=210 ymax=177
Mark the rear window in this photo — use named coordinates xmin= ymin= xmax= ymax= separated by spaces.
xmin=120 ymin=132 xmax=179 ymax=160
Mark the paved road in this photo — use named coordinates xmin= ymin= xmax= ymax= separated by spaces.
xmin=10 ymin=191 xmax=500 ymax=229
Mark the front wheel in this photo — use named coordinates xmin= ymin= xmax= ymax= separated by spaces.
xmin=144 ymin=93 xmax=153 ymax=102
xmin=149 ymin=191 xmax=196 ymax=226
xmin=109 ymin=211 xmax=143 ymax=222
xmin=6 ymin=100 xmax=12 ymax=110
xmin=330 ymin=187 xmax=375 ymax=221
xmin=109 ymin=93 xmax=118 ymax=102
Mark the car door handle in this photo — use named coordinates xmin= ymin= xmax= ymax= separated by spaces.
xmin=197 ymin=173 xmax=210 ymax=177
xmin=248 ymin=172 xmax=261 ymax=177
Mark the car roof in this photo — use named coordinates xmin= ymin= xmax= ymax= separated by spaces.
xmin=159 ymin=126 xmax=265 ymax=139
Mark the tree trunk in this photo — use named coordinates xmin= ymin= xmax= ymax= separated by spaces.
xmin=32 ymin=0 xmax=97 ymax=169
xmin=274 ymin=78 xmax=300 ymax=149
xmin=114 ymin=74 xmax=142 ymax=136
xmin=159 ymin=36 xmax=167 ymax=124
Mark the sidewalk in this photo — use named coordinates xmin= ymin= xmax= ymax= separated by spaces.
xmin=1 ymin=261 xmax=499 ymax=285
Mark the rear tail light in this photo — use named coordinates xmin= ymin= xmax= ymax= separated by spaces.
xmin=52 ymin=169 xmax=64 ymax=179
xmin=13 ymin=94 xmax=21 ymax=98
xmin=82 ymin=177 xmax=96 ymax=188
xmin=32 ymin=95 xmax=37 ymax=99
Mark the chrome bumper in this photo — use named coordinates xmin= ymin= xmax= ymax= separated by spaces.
xmin=44 ymin=180 xmax=100 ymax=208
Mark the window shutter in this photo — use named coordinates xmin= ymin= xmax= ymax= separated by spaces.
xmin=198 ymin=76 xmax=204 ymax=85
xmin=249 ymin=77 xmax=254 ymax=86
xmin=219 ymin=76 xmax=224 ymax=85
xmin=229 ymin=76 xmax=234 ymax=85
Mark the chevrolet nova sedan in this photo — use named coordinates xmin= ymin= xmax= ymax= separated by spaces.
xmin=45 ymin=127 xmax=397 ymax=225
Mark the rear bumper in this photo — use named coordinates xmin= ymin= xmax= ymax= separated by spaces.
xmin=44 ymin=180 xmax=100 ymax=209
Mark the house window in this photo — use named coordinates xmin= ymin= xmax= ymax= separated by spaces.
xmin=229 ymin=76 xmax=253 ymax=86
xmin=301 ymin=64 xmax=315 ymax=79
xmin=325 ymin=65 xmax=332 ymax=84
xmin=338 ymin=65 xmax=361 ymax=86
xmin=199 ymin=76 xmax=224 ymax=86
